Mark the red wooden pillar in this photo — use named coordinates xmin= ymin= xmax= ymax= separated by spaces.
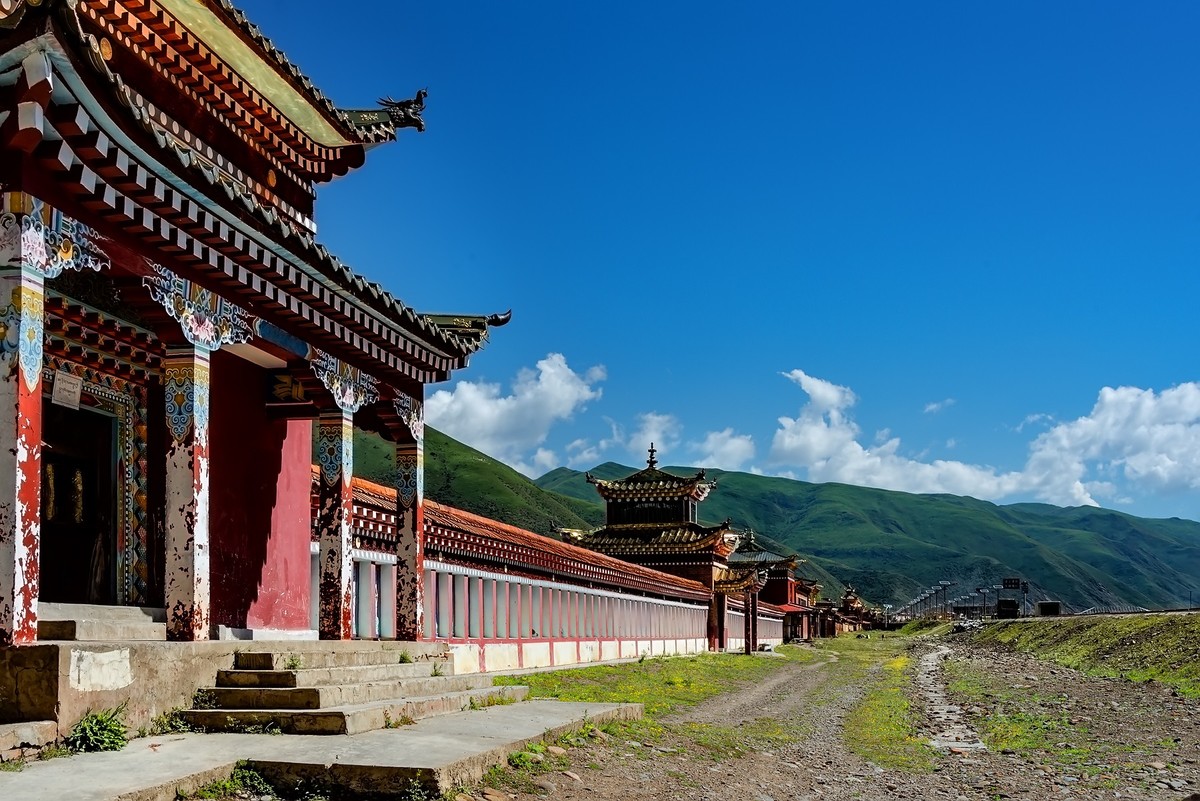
xmin=0 ymin=254 xmax=44 ymax=645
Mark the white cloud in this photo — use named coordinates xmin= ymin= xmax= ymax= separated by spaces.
xmin=1022 ymin=384 xmax=1200 ymax=506
xmin=924 ymin=398 xmax=957 ymax=414
xmin=1016 ymin=412 xmax=1054 ymax=432
xmin=767 ymin=371 xmax=1200 ymax=511
xmin=425 ymin=353 xmax=604 ymax=476
xmin=626 ymin=412 xmax=682 ymax=461
xmin=690 ymin=428 xmax=756 ymax=470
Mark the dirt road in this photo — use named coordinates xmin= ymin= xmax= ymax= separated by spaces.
xmin=492 ymin=637 xmax=1199 ymax=800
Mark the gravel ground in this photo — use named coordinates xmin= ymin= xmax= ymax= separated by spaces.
xmin=469 ymin=637 xmax=1200 ymax=801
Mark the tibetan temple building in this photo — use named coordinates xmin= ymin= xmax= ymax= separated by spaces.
xmin=0 ymin=0 xmax=842 ymax=681
xmin=0 ymin=0 xmax=512 ymax=646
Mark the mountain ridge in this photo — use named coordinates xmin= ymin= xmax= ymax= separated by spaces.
xmin=354 ymin=427 xmax=1200 ymax=610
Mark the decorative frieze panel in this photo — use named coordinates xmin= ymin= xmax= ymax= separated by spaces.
xmin=311 ymin=350 xmax=378 ymax=413
xmin=164 ymin=357 xmax=211 ymax=444
xmin=1 ymin=197 xmax=110 ymax=279
xmin=315 ymin=415 xmax=354 ymax=488
xmin=396 ymin=451 xmax=420 ymax=510
xmin=0 ymin=284 xmax=43 ymax=392
xmin=144 ymin=264 xmax=253 ymax=351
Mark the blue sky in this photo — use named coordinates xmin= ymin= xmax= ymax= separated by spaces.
xmin=242 ymin=1 xmax=1200 ymax=520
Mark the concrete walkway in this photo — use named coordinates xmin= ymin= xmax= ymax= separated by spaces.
xmin=0 ymin=701 xmax=639 ymax=801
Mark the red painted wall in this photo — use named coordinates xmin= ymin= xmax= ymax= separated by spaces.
xmin=209 ymin=350 xmax=313 ymax=631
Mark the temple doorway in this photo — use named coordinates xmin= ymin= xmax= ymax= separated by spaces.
xmin=40 ymin=403 xmax=118 ymax=605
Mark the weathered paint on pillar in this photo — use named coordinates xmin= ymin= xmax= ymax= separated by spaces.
xmin=316 ymin=409 xmax=355 ymax=640
xmin=146 ymin=263 xmax=253 ymax=641
xmin=0 ymin=245 xmax=44 ymax=646
xmin=393 ymin=389 xmax=425 ymax=640
xmin=0 ymin=189 xmax=114 ymax=644
xmin=163 ymin=346 xmax=212 ymax=640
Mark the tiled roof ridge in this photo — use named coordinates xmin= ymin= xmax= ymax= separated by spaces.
xmin=587 ymin=465 xmax=710 ymax=488
xmin=50 ymin=3 xmax=491 ymax=359
xmin=424 ymin=502 xmax=711 ymax=596
xmin=205 ymin=0 xmax=394 ymax=145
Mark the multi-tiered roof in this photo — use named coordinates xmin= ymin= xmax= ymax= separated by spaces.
xmin=584 ymin=445 xmax=739 ymax=560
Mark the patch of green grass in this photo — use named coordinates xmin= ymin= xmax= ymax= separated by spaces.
xmin=944 ymin=659 xmax=1150 ymax=773
xmin=679 ymin=715 xmax=799 ymax=759
xmin=146 ymin=709 xmax=193 ymax=736
xmin=0 ymin=757 xmax=25 ymax=772
xmin=184 ymin=762 xmax=274 ymax=799
xmin=482 ymin=738 xmax=573 ymax=794
xmin=897 ymin=619 xmax=950 ymax=636
xmin=191 ymin=688 xmax=218 ymax=710
xmin=398 ymin=650 xmax=414 ymax=664
xmin=38 ymin=744 xmax=72 ymax=760
xmin=842 ymin=651 xmax=937 ymax=772
xmin=974 ymin=615 xmax=1200 ymax=696
xmin=494 ymin=647 xmax=818 ymax=760
xmin=493 ymin=646 xmax=812 ymax=719
xmin=283 ymin=654 xmax=303 ymax=671
xmin=65 ymin=703 xmax=128 ymax=753
xmin=383 ymin=709 xmax=415 ymax=728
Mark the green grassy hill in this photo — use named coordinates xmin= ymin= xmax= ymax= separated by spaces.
xmin=352 ymin=428 xmax=1200 ymax=610
xmin=535 ymin=464 xmax=1200 ymax=610
xmin=352 ymin=427 xmax=602 ymax=536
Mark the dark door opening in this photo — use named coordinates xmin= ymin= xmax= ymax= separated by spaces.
xmin=40 ymin=402 xmax=118 ymax=605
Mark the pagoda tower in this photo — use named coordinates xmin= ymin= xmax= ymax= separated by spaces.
xmin=583 ymin=445 xmax=801 ymax=650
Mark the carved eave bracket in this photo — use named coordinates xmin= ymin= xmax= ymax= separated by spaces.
xmin=143 ymin=264 xmax=254 ymax=351
xmin=393 ymin=390 xmax=424 ymax=441
xmin=310 ymin=349 xmax=379 ymax=414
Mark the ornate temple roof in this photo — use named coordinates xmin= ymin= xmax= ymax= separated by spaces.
xmin=583 ymin=521 xmax=740 ymax=556
xmin=729 ymin=530 xmax=800 ymax=569
xmin=713 ymin=566 xmax=768 ymax=595
xmin=586 ymin=445 xmax=716 ymax=502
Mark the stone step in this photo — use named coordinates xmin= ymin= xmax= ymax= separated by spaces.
xmin=217 ymin=661 xmax=442 ymax=688
xmin=0 ymin=720 xmax=57 ymax=760
xmin=179 ymin=685 xmax=530 ymax=735
xmin=204 ymin=674 xmax=494 ymax=710
xmin=36 ymin=618 xmax=166 ymax=641
xmin=37 ymin=602 xmax=166 ymax=623
xmin=235 ymin=643 xmax=448 ymax=670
